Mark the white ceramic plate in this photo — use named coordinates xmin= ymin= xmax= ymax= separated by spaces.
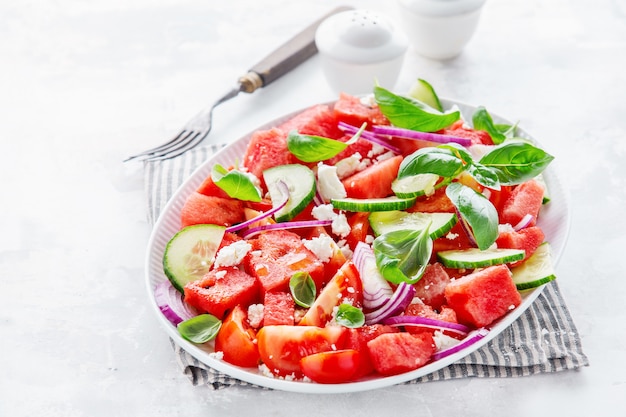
xmin=145 ymin=98 xmax=570 ymax=393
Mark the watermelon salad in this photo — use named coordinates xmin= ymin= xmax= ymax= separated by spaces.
xmin=154 ymin=79 xmax=557 ymax=384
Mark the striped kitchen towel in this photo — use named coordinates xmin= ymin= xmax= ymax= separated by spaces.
xmin=143 ymin=144 xmax=589 ymax=390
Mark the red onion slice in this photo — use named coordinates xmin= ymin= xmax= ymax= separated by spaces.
xmin=513 ymin=213 xmax=535 ymax=231
xmin=431 ymin=327 xmax=490 ymax=361
xmin=364 ymin=282 xmax=416 ymax=325
xmin=154 ymin=280 xmax=198 ymax=325
xmin=371 ymin=125 xmax=472 ymax=147
xmin=382 ymin=315 xmax=471 ymax=336
xmin=353 ymin=242 xmax=393 ymax=310
xmin=338 ymin=122 xmax=401 ymax=154
xmin=239 ymin=219 xmax=333 ymax=239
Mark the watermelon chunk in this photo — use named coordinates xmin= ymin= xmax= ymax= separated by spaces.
xmin=262 ymin=291 xmax=295 ymax=326
xmin=342 ymin=155 xmax=403 ymax=199
xmin=243 ymin=230 xmax=325 ymax=295
xmin=403 ymin=303 xmax=459 ymax=336
xmin=278 ymin=104 xmax=344 ymax=139
xmin=496 ymin=226 xmax=545 ymax=266
xmin=412 ymin=262 xmax=451 ymax=310
xmin=183 ymin=266 xmax=260 ymax=320
xmin=242 ymin=128 xmax=296 ymax=184
xmin=366 ymin=332 xmax=435 ymax=376
xmin=444 ymin=264 xmax=522 ymax=328
xmin=344 ymin=324 xmax=399 ymax=379
xmin=500 ymin=179 xmax=545 ymax=227
xmin=180 ymin=192 xmax=245 ymax=227
xmin=333 ymin=92 xmax=389 ymax=127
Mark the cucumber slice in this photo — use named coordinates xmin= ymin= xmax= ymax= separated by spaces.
xmin=511 ymin=243 xmax=556 ymax=290
xmin=263 ymin=164 xmax=316 ymax=222
xmin=408 ymin=78 xmax=444 ymax=112
xmin=163 ymin=224 xmax=226 ymax=293
xmin=392 ymin=173 xmax=439 ymax=198
xmin=437 ymin=248 xmax=525 ymax=269
xmin=331 ymin=196 xmax=416 ymax=212
xmin=369 ymin=211 xmax=457 ymax=239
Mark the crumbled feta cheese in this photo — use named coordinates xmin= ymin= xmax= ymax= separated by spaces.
xmin=247 ymin=304 xmax=264 ymax=328
xmin=365 ymin=234 xmax=375 ymax=244
xmin=374 ymin=150 xmax=395 ymax=162
xmin=367 ymin=143 xmax=386 ymax=158
xmin=446 ymin=232 xmax=459 ymax=240
xmin=303 ymin=234 xmax=335 ymax=263
xmin=317 ymin=163 xmax=347 ymax=201
xmin=498 ymin=223 xmax=516 ymax=233
xmin=311 ymin=203 xmax=336 ymax=221
xmin=214 ymin=269 xmax=227 ymax=279
xmin=335 ymin=153 xmax=363 ymax=179
xmin=433 ymin=330 xmax=460 ymax=351
xmin=209 ymin=351 xmax=224 ymax=360
xmin=331 ymin=212 xmax=350 ymax=238
xmin=214 ymin=240 xmax=252 ymax=268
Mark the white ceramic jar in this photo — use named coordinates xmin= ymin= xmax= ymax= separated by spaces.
xmin=315 ymin=9 xmax=408 ymax=95
xmin=395 ymin=0 xmax=486 ymax=60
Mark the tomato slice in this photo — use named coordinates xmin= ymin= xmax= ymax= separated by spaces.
xmin=214 ymin=305 xmax=260 ymax=368
xmin=298 ymin=261 xmax=363 ymax=327
xmin=344 ymin=212 xmax=371 ymax=251
xmin=256 ymin=325 xmax=347 ymax=378
xmin=300 ymin=349 xmax=361 ymax=384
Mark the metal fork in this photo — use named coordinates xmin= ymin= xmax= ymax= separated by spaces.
xmin=125 ymin=5 xmax=353 ymax=162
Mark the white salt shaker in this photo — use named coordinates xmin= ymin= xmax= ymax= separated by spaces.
xmin=315 ymin=9 xmax=408 ymax=95
xmin=395 ymin=0 xmax=486 ymax=60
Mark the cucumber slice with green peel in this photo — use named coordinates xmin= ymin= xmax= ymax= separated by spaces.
xmin=163 ymin=224 xmax=226 ymax=293
xmin=437 ymin=248 xmax=525 ymax=269
xmin=369 ymin=211 xmax=457 ymax=239
xmin=331 ymin=196 xmax=417 ymax=212
xmin=392 ymin=173 xmax=440 ymax=198
xmin=511 ymin=243 xmax=556 ymax=290
xmin=263 ymin=164 xmax=316 ymax=222
xmin=408 ymin=78 xmax=444 ymax=112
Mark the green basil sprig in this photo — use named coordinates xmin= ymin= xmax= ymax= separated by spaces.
xmin=335 ymin=303 xmax=365 ymax=328
xmin=472 ymin=107 xmax=519 ymax=145
xmin=178 ymin=314 xmax=222 ymax=344
xmin=373 ymin=85 xmax=460 ymax=132
xmin=373 ymin=226 xmax=432 ymax=284
xmin=445 ymin=182 xmax=499 ymax=250
xmin=289 ymin=271 xmax=316 ymax=308
xmin=287 ymin=123 xmax=366 ymax=163
xmin=397 ymin=141 xmax=552 ymax=190
xmin=479 ymin=141 xmax=555 ymax=185
xmin=212 ymin=164 xmax=261 ymax=202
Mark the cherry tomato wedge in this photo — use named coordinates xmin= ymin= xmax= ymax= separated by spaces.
xmin=214 ymin=305 xmax=260 ymax=368
xmin=257 ymin=325 xmax=347 ymax=378
xmin=300 ymin=349 xmax=362 ymax=384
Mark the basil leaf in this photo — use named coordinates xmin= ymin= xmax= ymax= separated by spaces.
xmin=466 ymin=163 xmax=501 ymax=190
xmin=374 ymin=85 xmax=460 ymax=132
xmin=289 ymin=271 xmax=316 ymax=308
xmin=472 ymin=107 xmax=506 ymax=145
xmin=373 ymin=227 xmax=432 ymax=284
xmin=286 ymin=130 xmax=348 ymax=162
xmin=398 ymin=147 xmax=466 ymax=180
xmin=479 ymin=141 xmax=555 ymax=185
xmin=335 ymin=303 xmax=365 ymax=328
xmin=178 ymin=314 xmax=222 ymax=344
xmin=211 ymin=164 xmax=262 ymax=202
xmin=495 ymin=122 xmax=518 ymax=138
xmin=445 ymin=182 xmax=499 ymax=250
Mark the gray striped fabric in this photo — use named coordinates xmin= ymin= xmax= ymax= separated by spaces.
xmin=144 ymin=145 xmax=589 ymax=390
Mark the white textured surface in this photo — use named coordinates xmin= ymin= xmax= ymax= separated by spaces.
xmin=1 ymin=0 xmax=625 ymax=415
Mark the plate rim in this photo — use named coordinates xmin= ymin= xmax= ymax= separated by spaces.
xmin=144 ymin=97 xmax=571 ymax=393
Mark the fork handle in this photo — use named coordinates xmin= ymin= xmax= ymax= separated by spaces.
xmin=238 ymin=5 xmax=353 ymax=93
